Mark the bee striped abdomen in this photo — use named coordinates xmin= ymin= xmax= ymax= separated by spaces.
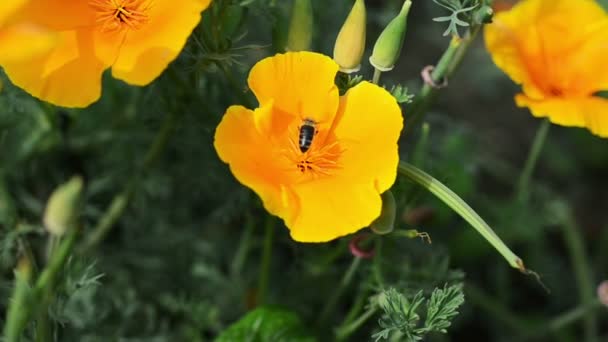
xmin=298 ymin=118 xmax=317 ymax=153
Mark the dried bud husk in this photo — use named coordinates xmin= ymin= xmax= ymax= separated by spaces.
xmin=369 ymin=0 xmax=412 ymax=71
xmin=333 ymin=0 xmax=366 ymax=73
xmin=44 ymin=176 xmax=83 ymax=236
xmin=370 ymin=190 xmax=396 ymax=235
xmin=286 ymin=0 xmax=314 ymax=51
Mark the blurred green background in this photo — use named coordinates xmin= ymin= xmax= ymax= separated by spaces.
xmin=1 ymin=0 xmax=607 ymax=341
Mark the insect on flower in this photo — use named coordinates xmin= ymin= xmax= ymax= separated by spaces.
xmin=214 ymin=51 xmax=403 ymax=242
xmin=298 ymin=118 xmax=318 ymax=153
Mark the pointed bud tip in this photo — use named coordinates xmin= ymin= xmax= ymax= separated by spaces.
xmin=369 ymin=0 xmax=412 ymax=71
xmin=44 ymin=176 xmax=83 ymax=236
xmin=333 ymin=0 xmax=367 ymax=73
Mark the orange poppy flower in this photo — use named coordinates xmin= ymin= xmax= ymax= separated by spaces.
xmin=214 ymin=52 xmax=403 ymax=242
xmin=0 ymin=0 xmax=211 ymax=108
xmin=0 ymin=0 xmax=55 ymax=62
xmin=485 ymin=0 xmax=608 ymax=137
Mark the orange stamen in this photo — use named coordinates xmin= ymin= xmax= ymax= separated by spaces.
xmin=89 ymin=0 xmax=151 ymax=32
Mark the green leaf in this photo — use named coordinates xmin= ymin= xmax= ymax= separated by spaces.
xmin=215 ymin=306 xmax=317 ymax=342
xmin=397 ymin=161 xmax=526 ymax=271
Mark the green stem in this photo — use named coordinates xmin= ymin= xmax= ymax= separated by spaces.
xmin=560 ymin=212 xmax=598 ymax=342
xmin=231 ymin=213 xmax=255 ymax=278
xmin=373 ymin=238 xmax=385 ymax=288
xmin=405 ymin=29 xmax=480 ymax=136
xmin=523 ymin=300 xmax=602 ymax=340
xmin=3 ymin=259 xmax=33 ymax=342
xmin=3 ymin=229 xmax=78 ymax=342
xmin=516 ymin=119 xmax=551 ymax=203
xmin=318 ymin=257 xmax=362 ymax=324
xmin=81 ymin=111 xmax=178 ymax=252
xmin=335 ymin=305 xmax=378 ymax=341
xmin=257 ymin=216 xmax=275 ymax=306
xmin=372 ymin=68 xmax=382 ymax=85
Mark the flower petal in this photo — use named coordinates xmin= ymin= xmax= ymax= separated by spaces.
xmin=333 ymin=81 xmax=403 ymax=193
xmin=10 ymin=0 xmax=95 ymax=30
xmin=2 ymin=28 xmax=105 ymax=108
xmin=287 ymin=177 xmax=381 ymax=242
xmin=0 ymin=23 xmax=55 ymax=63
xmin=0 ymin=0 xmax=26 ymax=25
xmin=516 ymin=94 xmax=608 ymax=137
xmin=110 ymin=0 xmax=210 ymax=85
xmin=214 ymin=104 xmax=299 ymax=221
xmin=248 ymin=51 xmax=340 ymax=125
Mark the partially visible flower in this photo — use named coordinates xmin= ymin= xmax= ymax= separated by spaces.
xmin=0 ymin=0 xmax=212 ymax=108
xmin=333 ymin=0 xmax=366 ymax=73
xmin=214 ymin=52 xmax=403 ymax=242
xmin=0 ymin=0 xmax=56 ymax=63
xmin=485 ymin=0 xmax=608 ymax=137
xmin=286 ymin=0 xmax=313 ymax=51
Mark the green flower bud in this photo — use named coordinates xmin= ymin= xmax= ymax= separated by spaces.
xmin=370 ymin=190 xmax=396 ymax=235
xmin=333 ymin=0 xmax=367 ymax=73
xmin=44 ymin=176 xmax=83 ymax=236
xmin=369 ymin=0 xmax=412 ymax=71
xmin=286 ymin=0 xmax=314 ymax=51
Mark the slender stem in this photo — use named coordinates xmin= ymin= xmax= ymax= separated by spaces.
xmin=373 ymin=238 xmax=385 ymax=288
xmin=230 ymin=213 xmax=255 ymax=278
xmin=335 ymin=305 xmax=378 ymax=341
xmin=81 ymin=111 xmax=178 ymax=252
xmin=257 ymin=216 xmax=275 ymax=306
xmin=515 ymin=119 xmax=551 ymax=203
xmin=3 ymin=259 xmax=33 ymax=342
xmin=560 ymin=212 xmax=598 ymax=342
xmin=405 ymin=29 xmax=480 ymax=136
xmin=523 ymin=300 xmax=602 ymax=340
xmin=318 ymin=257 xmax=362 ymax=324
xmin=3 ymin=229 xmax=78 ymax=341
xmin=372 ymin=68 xmax=382 ymax=85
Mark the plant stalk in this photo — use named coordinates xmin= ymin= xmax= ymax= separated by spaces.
xmin=257 ymin=216 xmax=275 ymax=306
xmin=515 ymin=119 xmax=551 ymax=203
xmin=81 ymin=111 xmax=178 ymax=252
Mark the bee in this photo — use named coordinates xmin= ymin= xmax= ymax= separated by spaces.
xmin=298 ymin=118 xmax=318 ymax=153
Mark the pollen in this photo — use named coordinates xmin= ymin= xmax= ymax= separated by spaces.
xmin=285 ymin=125 xmax=344 ymax=178
xmin=90 ymin=0 xmax=151 ymax=32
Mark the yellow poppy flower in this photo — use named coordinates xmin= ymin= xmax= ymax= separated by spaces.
xmin=485 ymin=0 xmax=608 ymax=137
xmin=0 ymin=0 xmax=55 ymax=63
xmin=214 ymin=52 xmax=403 ymax=242
xmin=0 ymin=0 xmax=211 ymax=108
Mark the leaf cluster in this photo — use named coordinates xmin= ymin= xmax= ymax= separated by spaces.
xmin=432 ymin=0 xmax=480 ymax=37
xmin=372 ymin=284 xmax=465 ymax=341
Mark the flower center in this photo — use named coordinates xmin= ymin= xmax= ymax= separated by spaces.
xmin=90 ymin=0 xmax=150 ymax=32
xmin=284 ymin=121 xmax=344 ymax=178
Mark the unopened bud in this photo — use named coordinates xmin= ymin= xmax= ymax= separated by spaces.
xmin=44 ymin=176 xmax=83 ymax=236
xmin=286 ymin=0 xmax=313 ymax=51
xmin=333 ymin=0 xmax=366 ymax=73
xmin=370 ymin=190 xmax=396 ymax=235
xmin=369 ymin=0 xmax=412 ymax=71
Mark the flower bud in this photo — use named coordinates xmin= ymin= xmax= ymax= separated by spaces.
xmin=369 ymin=0 xmax=412 ymax=71
xmin=333 ymin=0 xmax=366 ymax=73
xmin=370 ymin=190 xmax=396 ymax=235
xmin=286 ymin=0 xmax=313 ymax=51
xmin=44 ymin=176 xmax=83 ymax=236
